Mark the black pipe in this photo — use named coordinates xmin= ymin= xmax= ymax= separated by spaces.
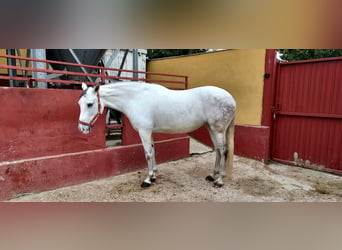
xmin=6 ymin=49 xmax=17 ymax=87
xmin=117 ymin=49 xmax=129 ymax=77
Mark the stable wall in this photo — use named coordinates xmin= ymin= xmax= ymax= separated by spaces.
xmin=0 ymin=87 xmax=106 ymax=162
xmin=147 ymin=49 xmax=271 ymax=162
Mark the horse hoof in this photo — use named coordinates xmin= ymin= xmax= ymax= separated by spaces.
xmin=205 ymin=175 xmax=215 ymax=182
xmin=213 ymin=182 xmax=223 ymax=188
xmin=141 ymin=181 xmax=151 ymax=188
xmin=151 ymin=177 xmax=156 ymax=183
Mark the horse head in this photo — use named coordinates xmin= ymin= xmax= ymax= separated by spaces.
xmin=78 ymin=83 xmax=103 ymax=134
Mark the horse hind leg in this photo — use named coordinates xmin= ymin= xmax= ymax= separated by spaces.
xmin=205 ymin=147 xmax=221 ymax=182
xmin=214 ymin=118 xmax=235 ymax=187
xmin=205 ymin=125 xmax=220 ymax=182
xmin=213 ymin=143 xmax=228 ymax=188
xmin=205 ymin=125 xmax=227 ymax=187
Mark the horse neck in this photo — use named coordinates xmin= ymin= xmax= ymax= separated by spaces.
xmin=99 ymin=82 xmax=143 ymax=113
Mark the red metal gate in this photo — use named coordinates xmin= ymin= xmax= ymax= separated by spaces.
xmin=272 ymin=57 xmax=342 ymax=174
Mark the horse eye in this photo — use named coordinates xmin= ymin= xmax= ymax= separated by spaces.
xmin=87 ymin=103 xmax=93 ymax=108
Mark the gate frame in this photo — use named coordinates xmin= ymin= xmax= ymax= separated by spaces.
xmin=261 ymin=49 xmax=278 ymax=162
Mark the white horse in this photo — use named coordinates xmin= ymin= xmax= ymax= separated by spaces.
xmin=78 ymin=82 xmax=236 ymax=188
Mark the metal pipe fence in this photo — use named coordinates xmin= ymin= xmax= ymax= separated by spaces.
xmin=0 ymin=54 xmax=188 ymax=90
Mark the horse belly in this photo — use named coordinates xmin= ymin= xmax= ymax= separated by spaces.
xmin=153 ymin=123 xmax=204 ymax=134
xmin=152 ymin=112 xmax=205 ymax=134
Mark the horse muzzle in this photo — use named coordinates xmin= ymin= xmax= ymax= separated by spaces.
xmin=78 ymin=112 xmax=101 ymax=134
xmin=78 ymin=122 xmax=91 ymax=134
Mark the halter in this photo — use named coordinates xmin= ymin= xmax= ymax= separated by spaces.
xmin=78 ymin=91 xmax=102 ymax=128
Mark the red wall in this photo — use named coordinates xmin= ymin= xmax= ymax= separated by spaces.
xmin=0 ymin=87 xmax=106 ymax=162
xmin=0 ymin=137 xmax=189 ymax=200
xmin=189 ymin=125 xmax=270 ymax=162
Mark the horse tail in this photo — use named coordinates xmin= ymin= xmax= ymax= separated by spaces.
xmin=226 ymin=116 xmax=235 ymax=179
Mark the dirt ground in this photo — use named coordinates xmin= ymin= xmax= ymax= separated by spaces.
xmin=8 ymin=139 xmax=342 ymax=202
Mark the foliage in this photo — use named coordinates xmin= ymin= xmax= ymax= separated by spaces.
xmin=278 ymin=49 xmax=342 ymax=61
xmin=147 ymin=49 xmax=342 ymax=61
xmin=147 ymin=49 xmax=207 ymax=59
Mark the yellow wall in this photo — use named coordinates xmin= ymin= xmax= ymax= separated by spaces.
xmin=0 ymin=49 xmax=31 ymax=75
xmin=147 ymin=49 xmax=266 ymax=125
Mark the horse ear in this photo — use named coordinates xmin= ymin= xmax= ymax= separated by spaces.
xmin=81 ymin=82 xmax=87 ymax=91
xmin=94 ymin=85 xmax=100 ymax=92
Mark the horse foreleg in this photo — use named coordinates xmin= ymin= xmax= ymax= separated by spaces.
xmin=151 ymin=143 xmax=157 ymax=180
xmin=139 ymin=129 xmax=156 ymax=188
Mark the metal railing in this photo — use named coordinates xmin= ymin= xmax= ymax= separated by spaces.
xmin=0 ymin=54 xmax=188 ymax=89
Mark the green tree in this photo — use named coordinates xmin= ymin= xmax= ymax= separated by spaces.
xmin=147 ymin=49 xmax=207 ymax=59
xmin=278 ymin=49 xmax=342 ymax=61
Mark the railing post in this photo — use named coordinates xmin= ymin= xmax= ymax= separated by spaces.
xmin=6 ymin=49 xmax=18 ymax=87
xmin=31 ymin=49 xmax=47 ymax=88
xmin=133 ymin=49 xmax=139 ymax=79
xmin=101 ymin=68 xmax=105 ymax=84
